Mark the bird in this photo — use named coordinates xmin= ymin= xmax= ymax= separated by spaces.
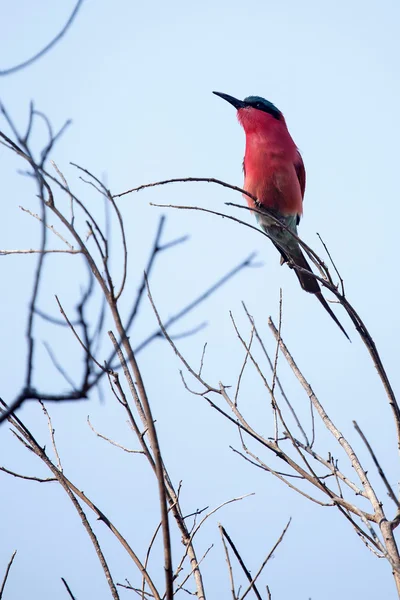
xmin=213 ymin=91 xmax=348 ymax=339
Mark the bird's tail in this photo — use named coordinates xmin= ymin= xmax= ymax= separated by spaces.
xmin=280 ymin=245 xmax=350 ymax=340
xmin=287 ymin=249 xmax=320 ymax=294
xmin=314 ymin=291 xmax=350 ymax=341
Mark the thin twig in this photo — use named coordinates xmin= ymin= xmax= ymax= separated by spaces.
xmin=0 ymin=0 xmax=84 ymax=75
xmin=174 ymin=545 xmax=213 ymax=596
xmin=234 ymin=323 xmax=255 ymax=407
xmin=0 ymin=466 xmax=56 ymax=482
xmin=87 ymin=416 xmax=143 ymax=454
xmin=55 ymin=295 xmax=106 ymax=372
xmin=61 ymin=577 xmax=77 ymax=600
xmin=0 ymin=248 xmax=80 ymax=254
xmin=290 ymin=439 xmax=365 ymax=497
xmin=242 ymin=303 xmax=309 ymax=446
xmin=270 ymin=291 xmax=283 ymax=442
xmin=40 ymin=401 xmax=62 ymax=471
xmin=114 ymin=177 xmax=258 ymax=201
xmin=19 ymin=206 xmax=74 ymax=249
xmin=43 ymin=341 xmax=77 ymax=390
xmin=317 ymin=232 xmax=345 ymax=296
xmin=174 ymin=494 xmax=254 ymax=582
xmin=231 ymin=446 xmax=333 ymax=507
xmin=239 ymin=519 xmax=291 ymax=600
xmin=71 ymin=162 xmax=128 ymax=301
xmin=0 ymin=550 xmax=17 ymax=599
xmin=271 ymin=291 xmax=282 ymax=397
xmin=220 ymin=525 xmax=262 ymax=600
xmin=219 ymin=524 xmax=236 ymax=600
xmin=198 ymin=343 xmax=208 ymax=378
xmin=353 ymin=421 xmax=400 ymax=508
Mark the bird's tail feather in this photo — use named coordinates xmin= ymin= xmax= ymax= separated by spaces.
xmin=291 ymin=251 xmax=320 ymax=294
xmin=280 ymin=245 xmax=350 ymax=340
xmin=274 ymin=242 xmax=320 ymax=293
xmin=315 ymin=291 xmax=350 ymax=340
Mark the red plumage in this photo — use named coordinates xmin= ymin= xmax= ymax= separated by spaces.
xmin=238 ymin=107 xmax=304 ymax=218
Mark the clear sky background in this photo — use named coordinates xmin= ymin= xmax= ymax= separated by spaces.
xmin=1 ymin=0 xmax=400 ymax=598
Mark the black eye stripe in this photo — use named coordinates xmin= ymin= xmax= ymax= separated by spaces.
xmin=252 ymin=102 xmax=281 ymax=120
xmin=243 ymin=96 xmax=282 ymax=120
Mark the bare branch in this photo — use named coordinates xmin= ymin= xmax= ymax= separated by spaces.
xmin=0 ymin=466 xmax=56 ymax=482
xmin=0 ymin=248 xmax=80 ymax=255
xmin=234 ymin=323 xmax=255 ymax=406
xmin=43 ymin=341 xmax=77 ymax=390
xmin=0 ymin=0 xmax=84 ymax=76
xmin=87 ymin=416 xmax=144 ymax=454
xmin=114 ymin=177 xmax=258 ymax=202
xmin=40 ymin=401 xmax=62 ymax=471
xmin=317 ymin=232 xmax=345 ymax=296
xmin=242 ymin=302 xmax=309 ymax=446
xmin=353 ymin=421 xmax=400 ymax=508
xmin=19 ymin=205 xmax=74 ymax=249
xmin=8 ymin=411 xmax=160 ymax=599
xmin=231 ymin=446 xmax=333 ymax=507
xmin=174 ymin=493 xmax=254 ymax=581
xmin=0 ymin=550 xmax=17 ymax=600
xmin=146 ymin=284 xmax=377 ymax=521
xmin=219 ymin=525 xmax=262 ymax=600
xmin=70 ymin=162 xmax=128 ymax=301
xmin=61 ymin=577 xmax=77 ymax=600
xmin=198 ymin=343 xmax=208 ymax=378
xmin=145 ymin=276 xmax=219 ymax=394
xmin=174 ymin=545 xmax=213 ymax=597
xmin=239 ymin=519 xmax=291 ymax=600
xmin=55 ymin=295 xmax=106 ymax=372
xmin=268 ymin=319 xmax=379 ymax=500
xmin=219 ymin=524 xmax=236 ymax=600
xmin=291 ymin=439 xmax=366 ymax=498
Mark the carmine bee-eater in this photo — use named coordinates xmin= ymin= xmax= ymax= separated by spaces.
xmin=213 ymin=91 xmax=348 ymax=339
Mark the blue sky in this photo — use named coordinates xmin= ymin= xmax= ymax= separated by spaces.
xmin=1 ymin=1 xmax=400 ymax=598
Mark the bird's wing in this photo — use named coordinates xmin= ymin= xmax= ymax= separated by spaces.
xmin=294 ymin=151 xmax=306 ymax=224
xmin=294 ymin=151 xmax=306 ymax=198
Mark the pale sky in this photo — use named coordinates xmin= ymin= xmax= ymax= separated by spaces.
xmin=1 ymin=1 xmax=400 ymax=598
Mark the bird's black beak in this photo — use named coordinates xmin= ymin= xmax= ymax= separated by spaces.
xmin=213 ymin=91 xmax=245 ymax=110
